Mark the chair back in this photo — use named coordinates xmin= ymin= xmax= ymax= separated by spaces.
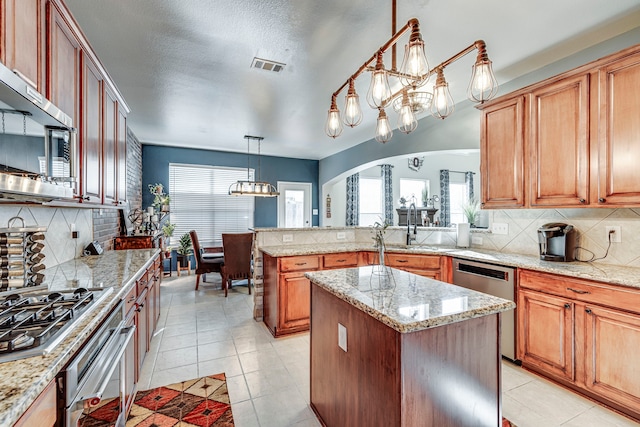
xmin=189 ymin=230 xmax=203 ymax=267
xmin=221 ymin=233 xmax=253 ymax=280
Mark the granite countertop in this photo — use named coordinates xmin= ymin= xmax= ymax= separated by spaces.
xmin=306 ymin=266 xmax=516 ymax=333
xmin=0 ymin=249 xmax=159 ymax=427
xmin=259 ymin=243 xmax=640 ymax=290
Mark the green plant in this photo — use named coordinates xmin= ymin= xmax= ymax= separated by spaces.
xmin=177 ymin=232 xmax=193 ymax=256
xmin=461 ymin=198 xmax=480 ymax=225
xmin=421 ymin=187 xmax=429 ymax=205
xmin=162 ymin=222 xmax=175 ymax=238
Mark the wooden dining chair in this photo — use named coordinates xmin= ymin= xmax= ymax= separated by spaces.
xmin=220 ymin=233 xmax=254 ymax=297
xmin=189 ymin=230 xmax=224 ymax=290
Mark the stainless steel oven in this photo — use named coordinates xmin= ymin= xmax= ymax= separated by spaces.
xmin=58 ymin=300 xmax=135 ymax=427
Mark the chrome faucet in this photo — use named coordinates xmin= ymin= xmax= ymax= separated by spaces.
xmin=406 ymin=203 xmax=418 ymax=245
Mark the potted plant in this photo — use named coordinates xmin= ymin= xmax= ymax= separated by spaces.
xmin=398 ymin=197 xmax=407 ymax=208
xmin=162 ymin=222 xmax=175 ymax=244
xmin=461 ymin=198 xmax=480 ymax=226
xmin=421 ymin=187 xmax=429 ymax=207
xmin=176 ymin=232 xmax=193 ymax=268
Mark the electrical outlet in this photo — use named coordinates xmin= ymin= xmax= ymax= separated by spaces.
xmin=336 ymin=232 xmax=346 ymax=240
xmin=605 ymin=226 xmax=621 ymax=243
xmin=492 ymin=222 xmax=509 ymax=235
xmin=338 ymin=323 xmax=347 ymax=352
xmin=282 ymin=234 xmax=293 ymax=242
xmin=471 ymin=236 xmax=483 ymax=245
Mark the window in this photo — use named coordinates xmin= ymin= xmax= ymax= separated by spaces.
xmin=169 ymin=163 xmax=254 ymax=246
xmin=449 ymin=182 xmax=467 ymax=224
xmin=399 ymin=178 xmax=429 ymax=205
xmin=359 ymin=177 xmax=382 ymax=226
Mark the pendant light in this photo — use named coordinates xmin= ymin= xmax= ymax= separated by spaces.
xmin=325 ymin=97 xmax=343 ymax=138
xmin=397 ymin=90 xmax=417 ymax=134
xmin=367 ymin=53 xmax=392 ymax=108
xmin=467 ymin=42 xmax=499 ymax=103
xmin=228 ymin=135 xmax=280 ymax=197
xmin=375 ymin=109 xmax=393 ymax=143
xmin=431 ymin=68 xmax=455 ymax=119
xmin=343 ymin=79 xmax=363 ymax=127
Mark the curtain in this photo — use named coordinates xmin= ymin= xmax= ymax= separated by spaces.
xmin=465 ymin=171 xmax=475 ymax=201
xmin=439 ymin=169 xmax=450 ymax=227
xmin=346 ymin=173 xmax=359 ymax=226
xmin=380 ymin=164 xmax=393 ymax=225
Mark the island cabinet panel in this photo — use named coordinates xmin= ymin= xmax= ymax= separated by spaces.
xmin=596 ymin=51 xmax=640 ymax=206
xmin=518 ymin=269 xmax=640 ymax=421
xmin=529 ymin=74 xmax=590 ymax=207
xmin=13 ymin=379 xmax=56 ymax=427
xmin=1 ymin=0 xmax=46 ymax=93
xmin=310 ymin=283 xmax=501 ymax=427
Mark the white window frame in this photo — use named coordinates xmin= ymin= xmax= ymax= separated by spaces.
xmin=359 ymin=177 xmax=383 ymax=226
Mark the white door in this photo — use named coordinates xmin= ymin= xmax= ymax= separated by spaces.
xmin=278 ymin=182 xmax=312 ymax=228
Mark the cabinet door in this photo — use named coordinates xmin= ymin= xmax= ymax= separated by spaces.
xmin=124 ymin=313 xmax=136 ymax=413
xmin=584 ymin=305 xmax=640 ymax=409
xmin=597 ymin=52 xmax=640 ymax=206
xmin=1 ymin=0 xmax=46 ymax=92
xmin=135 ymin=288 xmax=149 ymax=376
xmin=47 ymin=1 xmax=79 ymax=126
xmin=518 ymin=289 xmax=574 ymax=381
xmin=480 ymin=96 xmax=526 ymax=208
xmin=116 ymin=106 xmax=127 ymax=204
xmin=13 ymin=379 xmax=56 ymax=427
xmin=530 ymin=74 xmax=590 ymax=206
xmin=80 ymin=53 xmax=103 ymax=203
xmin=279 ymin=273 xmax=310 ymax=333
xmin=102 ymin=86 xmax=117 ymax=204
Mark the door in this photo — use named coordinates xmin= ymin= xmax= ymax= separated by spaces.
xmin=279 ymin=273 xmax=311 ymax=332
xmin=277 ymin=182 xmax=312 ymax=228
xmin=518 ymin=289 xmax=575 ymax=381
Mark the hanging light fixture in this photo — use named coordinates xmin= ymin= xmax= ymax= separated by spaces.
xmin=324 ymin=0 xmax=498 ymax=143
xmin=228 ymin=135 xmax=280 ymax=197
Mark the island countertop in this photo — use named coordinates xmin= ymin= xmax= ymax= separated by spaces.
xmin=0 ymin=249 xmax=159 ymax=427
xmin=306 ymin=266 xmax=515 ymax=333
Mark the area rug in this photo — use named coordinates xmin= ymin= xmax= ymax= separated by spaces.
xmin=503 ymin=416 xmax=517 ymax=427
xmin=78 ymin=373 xmax=233 ymax=427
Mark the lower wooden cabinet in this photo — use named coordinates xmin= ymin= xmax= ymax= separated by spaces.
xmin=14 ymin=379 xmax=56 ymax=427
xmin=518 ymin=269 xmax=640 ymax=421
xmin=279 ymin=273 xmax=312 ymax=332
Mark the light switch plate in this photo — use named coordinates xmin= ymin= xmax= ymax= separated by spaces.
xmin=338 ymin=323 xmax=347 ymax=352
xmin=282 ymin=234 xmax=293 ymax=242
xmin=471 ymin=236 xmax=483 ymax=245
xmin=336 ymin=232 xmax=346 ymax=240
xmin=492 ymin=223 xmax=509 ymax=235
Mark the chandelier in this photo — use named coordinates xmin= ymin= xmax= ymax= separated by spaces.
xmin=228 ymin=135 xmax=280 ymax=197
xmin=325 ymin=0 xmax=498 ymax=143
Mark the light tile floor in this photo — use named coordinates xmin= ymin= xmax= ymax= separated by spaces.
xmin=138 ymin=274 xmax=639 ymax=427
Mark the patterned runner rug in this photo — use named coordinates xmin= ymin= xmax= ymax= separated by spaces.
xmin=78 ymin=373 xmax=233 ymax=427
xmin=503 ymin=416 xmax=518 ymax=426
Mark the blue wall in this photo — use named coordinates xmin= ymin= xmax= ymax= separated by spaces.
xmin=142 ymin=145 xmax=320 ymax=227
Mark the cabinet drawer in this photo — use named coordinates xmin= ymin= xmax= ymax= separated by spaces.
xmin=136 ymin=271 xmax=149 ymax=294
xmin=124 ymin=285 xmax=137 ymax=315
xmin=385 ymin=253 xmax=440 ymax=270
xmin=323 ymin=252 xmax=358 ymax=269
xmin=279 ymin=255 xmax=320 ymax=272
xmin=519 ymin=269 xmax=640 ymax=315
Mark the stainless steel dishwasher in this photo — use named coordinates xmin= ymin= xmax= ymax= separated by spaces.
xmin=451 ymin=258 xmax=516 ymax=361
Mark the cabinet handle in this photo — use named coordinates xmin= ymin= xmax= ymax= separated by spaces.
xmin=579 ymin=198 xmax=586 ymax=204
xmin=564 ymin=303 xmax=571 ymax=309
xmin=585 ymin=308 xmax=592 ymax=314
xmin=294 ymin=262 xmax=307 ymax=266
xmin=567 ymin=287 xmax=590 ymax=294
xmin=127 ymin=295 xmax=135 ymax=303
xmin=336 ymin=259 xmax=346 ymax=262
xmin=598 ymin=197 xmax=606 ymax=203
xmin=396 ymin=259 xmax=408 ymax=263
xmin=75 ymin=195 xmax=90 ymax=201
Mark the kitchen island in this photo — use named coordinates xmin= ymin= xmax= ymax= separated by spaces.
xmin=306 ymin=266 xmax=515 ymax=427
xmin=0 ymin=249 xmax=160 ymax=427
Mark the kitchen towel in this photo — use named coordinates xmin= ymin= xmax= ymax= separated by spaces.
xmin=457 ymin=223 xmax=470 ymax=248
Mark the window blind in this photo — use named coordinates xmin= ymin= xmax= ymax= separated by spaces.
xmin=168 ymin=163 xmax=254 ymax=246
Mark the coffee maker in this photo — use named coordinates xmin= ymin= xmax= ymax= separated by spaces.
xmin=537 ymin=223 xmax=576 ymax=262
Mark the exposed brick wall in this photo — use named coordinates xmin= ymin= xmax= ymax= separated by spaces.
xmin=91 ymin=127 xmax=143 ymax=250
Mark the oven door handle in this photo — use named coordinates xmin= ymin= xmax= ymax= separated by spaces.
xmin=77 ymin=325 xmax=135 ymax=406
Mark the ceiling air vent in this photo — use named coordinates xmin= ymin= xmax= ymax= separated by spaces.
xmin=251 ymin=57 xmax=285 ymax=73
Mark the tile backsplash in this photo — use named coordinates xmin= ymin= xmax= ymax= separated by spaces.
xmin=0 ymin=205 xmax=93 ymax=268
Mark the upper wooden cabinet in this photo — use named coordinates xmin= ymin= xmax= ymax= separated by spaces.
xmin=1 ymin=0 xmax=47 ymax=93
xmin=480 ymin=44 xmax=640 ymax=209
xmin=596 ymin=52 xmax=640 ymax=206
xmin=116 ymin=105 xmax=127 ymax=204
xmin=103 ymin=85 xmax=117 ymax=205
xmin=79 ymin=53 xmax=102 ymax=203
xmin=480 ymin=96 xmax=526 ymax=208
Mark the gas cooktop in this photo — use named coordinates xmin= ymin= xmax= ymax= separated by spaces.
xmin=0 ymin=286 xmax=113 ymax=363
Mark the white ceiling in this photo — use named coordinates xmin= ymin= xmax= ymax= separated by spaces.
xmin=64 ymin=0 xmax=640 ymax=160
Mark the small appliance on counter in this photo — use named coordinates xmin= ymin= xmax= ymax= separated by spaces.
xmin=537 ymin=222 xmax=576 ymax=262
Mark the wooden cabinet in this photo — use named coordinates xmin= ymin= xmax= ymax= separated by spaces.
xmin=103 ymin=86 xmax=117 ymax=205
xmin=518 ymin=269 xmax=640 ymax=420
xmin=480 ymin=96 xmax=526 ymax=208
xmin=123 ymin=311 xmax=136 ymax=415
xmin=596 ymin=51 xmax=640 ymax=206
xmin=385 ymin=253 xmax=445 ymax=281
xmin=1 ymin=0 xmax=46 ymax=93
xmin=480 ymin=44 xmax=640 ymax=209
xmin=13 ymin=379 xmax=56 ymax=427
xmin=323 ymin=252 xmax=358 ymax=269
xmin=530 ymin=74 xmax=590 ymax=207
xmin=116 ymin=105 xmax=127 ymax=204
xmin=47 ymin=0 xmax=80 ymax=126
xmin=79 ymin=53 xmax=103 ymax=203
